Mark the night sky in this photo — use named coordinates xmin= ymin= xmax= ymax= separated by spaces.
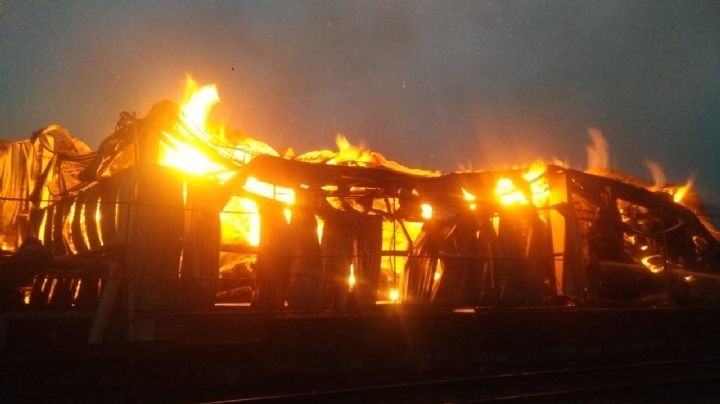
xmin=1 ymin=1 xmax=718 ymax=204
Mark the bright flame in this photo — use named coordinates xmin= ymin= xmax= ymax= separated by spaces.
xmin=491 ymin=164 xmax=549 ymax=207
xmin=159 ymin=77 xmax=235 ymax=180
xmin=645 ymin=161 xmax=694 ymax=205
xmin=95 ymin=200 xmax=104 ymax=246
xmin=673 ymin=178 xmax=694 ymax=204
xmin=73 ymin=279 xmax=82 ymax=301
xmin=330 ymin=134 xmax=375 ymax=166
xmin=315 ymin=215 xmax=325 ymax=244
xmin=462 ymin=187 xmax=477 ymax=210
xmin=348 ymin=263 xmax=356 ymax=290
xmin=296 ymin=134 xmax=440 ymax=177
xmin=495 ymin=178 xmax=528 ymax=205
xmin=220 ymin=196 xmax=260 ymax=247
xmin=37 ymin=210 xmax=48 ymax=246
xmin=389 ymin=288 xmax=400 ymax=303
xmin=181 ymin=80 xmax=219 ymax=128
xmin=160 ymin=135 xmax=229 ymax=177
xmin=65 ymin=203 xmax=79 ymax=254
xmin=283 ymin=208 xmax=292 ymax=224
xmin=244 ymin=177 xmax=295 ymax=205
xmin=421 ymin=203 xmax=433 ymax=219
xmin=522 ymin=163 xmax=550 ymax=206
xmin=79 ymin=204 xmax=91 ymax=250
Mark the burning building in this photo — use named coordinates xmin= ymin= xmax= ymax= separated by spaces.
xmin=1 ymin=78 xmax=719 ymax=342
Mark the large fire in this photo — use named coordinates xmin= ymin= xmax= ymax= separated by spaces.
xmin=154 ymin=76 xmax=712 ymax=300
xmin=2 ymin=73 xmax=718 ymax=316
xmin=163 ymin=77 xmax=696 ymax=211
xmin=159 ymin=78 xmax=234 ymax=180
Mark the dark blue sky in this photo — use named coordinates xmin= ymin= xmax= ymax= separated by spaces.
xmin=1 ymin=1 xmax=719 ymax=203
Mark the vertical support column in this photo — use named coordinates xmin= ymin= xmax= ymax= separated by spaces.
xmin=548 ymin=168 xmax=568 ymax=297
xmin=355 ymin=215 xmax=382 ymax=310
xmin=320 ymin=213 xmax=354 ymax=310
xmin=286 ymin=203 xmax=323 ymax=312
xmin=548 ymin=168 xmax=584 ymax=301
xmin=127 ymin=167 xmax=184 ymax=311
xmin=253 ymin=203 xmax=291 ymax=312
xmin=179 ymin=178 xmax=223 ymax=309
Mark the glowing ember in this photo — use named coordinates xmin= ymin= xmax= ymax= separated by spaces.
xmin=65 ymin=203 xmax=79 ymax=254
xmin=95 ymin=200 xmax=104 ymax=246
xmin=79 ymin=204 xmax=91 ymax=250
xmin=73 ymin=279 xmax=82 ymax=301
xmin=640 ymin=255 xmax=664 ymax=274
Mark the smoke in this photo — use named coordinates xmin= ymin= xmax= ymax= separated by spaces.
xmin=644 ymin=160 xmax=666 ymax=189
xmin=0 ymin=1 xmax=718 ymax=202
xmin=585 ymin=128 xmax=609 ymax=171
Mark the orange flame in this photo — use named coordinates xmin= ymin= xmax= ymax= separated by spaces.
xmin=640 ymin=255 xmax=664 ymax=274
xmin=672 ymin=178 xmax=694 ymax=204
xmin=461 ymin=187 xmax=477 ymax=210
xmin=243 ymin=176 xmax=295 ymax=205
xmin=220 ymin=196 xmax=260 ymax=247
xmin=522 ymin=163 xmax=550 ymax=206
xmin=158 ymin=76 xmax=279 ymax=181
xmin=329 ymin=134 xmax=376 ymax=166
xmin=159 ymin=77 xmax=233 ymax=180
xmin=495 ymin=178 xmax=528 ymax=205
xmin=348 ymin=263 xmax=356 ymax=291
xmin=389 ymin=288 xmax=400 ymax=303
xmin=493 ymin=163 xmax=549 ymax=207
xmin=421 ymin=203 xmax=433 ymax=219
xmin=315 ymin=215 xmax=325 ymax=244
xmin=296 ymin=134 xmax=441 ymax=177
xmin=644 ymin=160 xmax=695 ymax=206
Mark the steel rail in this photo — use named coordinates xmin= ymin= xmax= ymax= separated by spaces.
xmin=199 ymin=356 xmax=720 ymax=403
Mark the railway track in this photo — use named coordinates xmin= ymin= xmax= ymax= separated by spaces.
xmin=201 ymin=357 xmax=720 ymax=403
